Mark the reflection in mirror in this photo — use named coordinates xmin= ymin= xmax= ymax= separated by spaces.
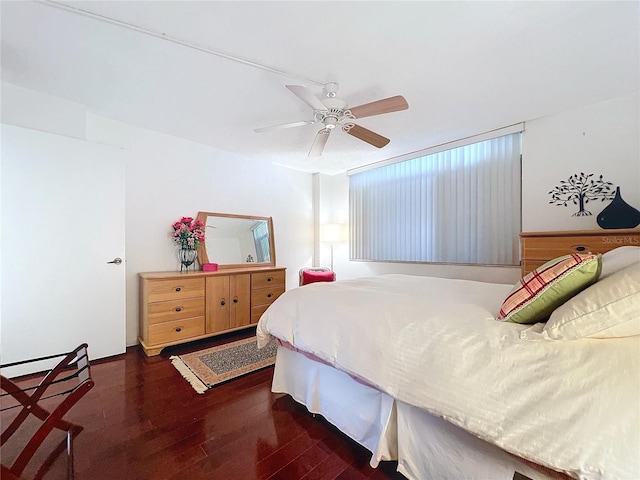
xmin=196 ymin=212 xmax=275 ymax=268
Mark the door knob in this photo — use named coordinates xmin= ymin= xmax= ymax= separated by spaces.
xmin=107 ymin=257 xmax=123 ymax=265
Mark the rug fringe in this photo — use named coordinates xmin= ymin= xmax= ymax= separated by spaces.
xmin=170 ymin=356 xmax=208 ymax=394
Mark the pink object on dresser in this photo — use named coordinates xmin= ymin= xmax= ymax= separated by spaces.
xmin=202 ymin=263 xmax=218 ymax=272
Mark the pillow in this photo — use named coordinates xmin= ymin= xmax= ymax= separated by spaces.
xmin=544 ymin=262 xmax=640 ymax=339
xmin=498 ymin=253 xmax=601 ymax=324
xmin=599 ymin=246 xmax=640 ymax=280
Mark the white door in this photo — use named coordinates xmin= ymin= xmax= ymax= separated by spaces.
xmin=1 ymin=124 xmax=126 ymax=377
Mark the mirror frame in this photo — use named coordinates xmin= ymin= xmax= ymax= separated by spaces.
xmin=196 ymin=211 xmax=276 ymax=269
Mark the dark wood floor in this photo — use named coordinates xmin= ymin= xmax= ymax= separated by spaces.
xmin=2 ymin=330 xmax=407 ymax=480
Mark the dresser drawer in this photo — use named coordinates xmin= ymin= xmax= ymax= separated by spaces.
xmin=252 ymin=271 xmax=285 ymax=289
xmin=522 ymin=235 xmax=606 ymax=259
xmin=251 ymin=285 xmax=284 ymax=307
xmin=251 ymin=304 xmax=271 ymax=324
xmin=147 ymin=278 xmax=205 ymax=303
xmin=522 ymin=259 xmax=548 ymax=275
xmin=520 ymin=229 xmax=640 ymax=276
xmin=147 ymin=297 xmax=205 ymax=324
xmin=148 ymin=316 xmax=205 ymax=345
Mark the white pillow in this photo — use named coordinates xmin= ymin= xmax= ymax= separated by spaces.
xmin=599 ymin=246 xmax=640 ymax=279
xmin=544 ymin=262 xmax=640 ymax=340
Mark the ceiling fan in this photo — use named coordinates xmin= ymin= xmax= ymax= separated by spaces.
xmin=254 ymin=83 xmax=409 ymax=157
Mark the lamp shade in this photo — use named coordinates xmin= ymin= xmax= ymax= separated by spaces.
xmin=321 ymin=223 xmax=347 ymax=243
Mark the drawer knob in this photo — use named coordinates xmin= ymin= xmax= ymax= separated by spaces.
xmin=175 ymin=327 xmax=182 ymax=333
xmin=233 ymin=297 xmax=239 ymax=304
xmin=576 ymin=246 xmax=586 ymax=252
xmin=175 ymin=287 xmax=182 ymax=292
xmin=267 ymin=293 xmax=273 ymax=298
xmin=220 ymin=299 xmax=226 ymax=306
xmin=267 ymin=277 xmax=272 ymax=282
xmin=175 ymin=307 xmax=182 ymax=312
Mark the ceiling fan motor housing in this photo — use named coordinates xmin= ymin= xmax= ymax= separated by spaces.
xmin=317 ymin=97 xmax=348 ymax=128
xmin=320 ymin=97 xmax=347 ymax=111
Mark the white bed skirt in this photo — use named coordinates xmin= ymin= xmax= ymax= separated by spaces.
xmin=272 ymin=346 xmax=561 ymax=480
xmin=272 ymin=345 xmax=397 ymax=467
xmin=396 ymin=402 xmax=553 ymax=480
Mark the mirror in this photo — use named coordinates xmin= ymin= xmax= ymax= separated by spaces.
xmin=196 ymin=212 xmax=275 ymax=268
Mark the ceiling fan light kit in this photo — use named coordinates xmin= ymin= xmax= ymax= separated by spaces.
xmin=254 ymin=83 xmax=408 ymax=157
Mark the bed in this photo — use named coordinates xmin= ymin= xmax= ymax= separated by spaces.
xmin=256 ymin=246 xmax=640 ymax=480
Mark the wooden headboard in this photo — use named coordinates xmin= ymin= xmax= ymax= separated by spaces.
xmin=520 ymin=229 xmax=640 ymax=276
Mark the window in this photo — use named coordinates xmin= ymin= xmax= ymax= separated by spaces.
xmin=349 ymin=131 xmax=522 ymax=265
xmin=252 ymin=222 xmax=270 ymax=262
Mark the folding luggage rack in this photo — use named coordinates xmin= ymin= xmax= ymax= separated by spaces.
xmin=1 ymin=344 xmax=94 ymax=480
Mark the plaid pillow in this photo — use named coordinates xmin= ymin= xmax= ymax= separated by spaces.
xmin=498 ymin=253 xmax=601 ymax=324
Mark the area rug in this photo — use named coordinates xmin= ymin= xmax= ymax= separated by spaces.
xmin=170 ymin=336 xmax=278 ymax=394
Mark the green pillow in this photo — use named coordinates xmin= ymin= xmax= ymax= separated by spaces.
xmin=498 ymin=253 xmax=601 ymax=324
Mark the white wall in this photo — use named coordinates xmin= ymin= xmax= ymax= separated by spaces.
xmin=0 ymin=84 xmax=87 ymax=140
xmin=87 ymin=115 xmax=313 ymax=345
xmin=2 ymin=84 xmax=313 ymax=348
xmin=522 ymin=94 xmax=639 ymax=231
xmin=319 ymin=94 xmax=640 ymax=285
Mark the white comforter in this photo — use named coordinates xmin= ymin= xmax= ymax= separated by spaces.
xmin=257 ymin=274 xmax=640 ymax=480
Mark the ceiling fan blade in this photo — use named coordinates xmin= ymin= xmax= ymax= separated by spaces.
xmin=309 ymin=129 xmax=331 ymax=157
xmin=348 ymin=95 xmax=409 ymax=119
xmin=254 ymin=120 xmax=313 ymax=133
xmin=286 ymin=85 xmax=327 ymax=111
xmin=343 ymin=124 xmax=390 ymax=148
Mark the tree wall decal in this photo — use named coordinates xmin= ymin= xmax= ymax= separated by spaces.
xmin=548 ymin=173 xmax=615 ymax=216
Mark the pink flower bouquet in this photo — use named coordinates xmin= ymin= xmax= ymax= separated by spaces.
xmin=171 ymin=216 xmax=205 ymax=250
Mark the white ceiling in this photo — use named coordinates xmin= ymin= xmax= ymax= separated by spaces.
xmin=2 ymin=1 xmax=638 ymax=174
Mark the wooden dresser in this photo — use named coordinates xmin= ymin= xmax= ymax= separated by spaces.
xmin=520 ymin=229 xmax=640 ymax=276
xmin=139 ymin=266 xmax=286 ymax=356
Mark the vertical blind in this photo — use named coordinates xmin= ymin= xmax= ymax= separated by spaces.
xmin=349 ymin=132 xmax=522 ymax=265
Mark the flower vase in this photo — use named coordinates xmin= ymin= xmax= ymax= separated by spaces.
xmin=178 ymin=248 xmax=198 ymax=272
xmin=596 ymin=186 xmax=640 ymax=229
